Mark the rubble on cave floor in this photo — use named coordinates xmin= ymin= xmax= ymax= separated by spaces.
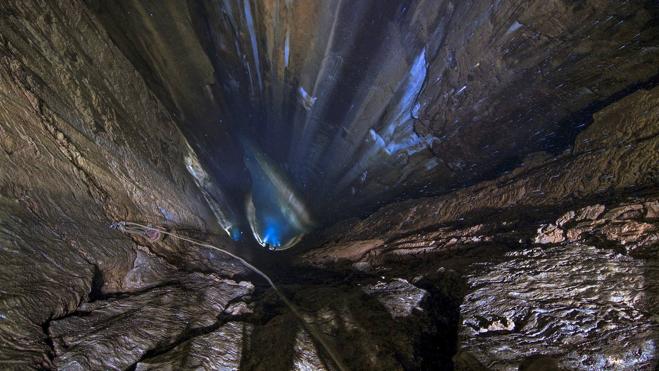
xmin=296 ymin=193 xmax=659 ymax=370
xmin=457 ymin=242 xmax=657 ymax=370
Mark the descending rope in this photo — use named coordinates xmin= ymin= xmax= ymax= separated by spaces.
xmin=111 ymin=221 xmax=348 ymax=371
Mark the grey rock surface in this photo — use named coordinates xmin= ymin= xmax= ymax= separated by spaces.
xmin=457 ymin=243 xmax=658 ymax=370
xmin=135 ymin=321 xmax=251 ymax=371
xmin=0 ymin=0 xmax=657 ymax=370
xmin=291 ymin=329 xmax=328 ymax=371
xmin=50 ymin=275 xmax=253 ymax=370
xmin=362 ymin=278 xmax=428 ymax=319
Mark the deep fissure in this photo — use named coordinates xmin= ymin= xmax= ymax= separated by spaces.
xmin=0 ymin=1 xmax=657 ymax=370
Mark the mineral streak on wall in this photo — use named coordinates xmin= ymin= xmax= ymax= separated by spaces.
xmin=88 ymin=0 xmax=659 ymax=223
xmin=184 ymin=143 xmax=242 ymax=240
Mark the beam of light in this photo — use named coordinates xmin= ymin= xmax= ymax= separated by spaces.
xmin=242 ymin=138 xmax=313 ymax=250
xmin=183 ymin=143 xmax=241 ymax=240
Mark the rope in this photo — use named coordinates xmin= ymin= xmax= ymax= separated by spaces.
xmin=111 ymin=221 xmax=348 ymax=371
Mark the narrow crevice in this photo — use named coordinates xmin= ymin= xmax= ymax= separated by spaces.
xmin=415 ymin=274 xmax=467 ymax=370
xmin=87 ymin=265 xmax=105 ymax=302
xmin=546 ymin=72 xmax=659 ymax=155
xmin=40 ymin=317 xmax=56 ymax=365
xmin=126 ymin=295 xmax=251 ymax=370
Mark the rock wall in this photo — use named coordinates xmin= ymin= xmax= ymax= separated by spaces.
xmin=0 ymin=1 xmax=231 ymax=368
xmin=303 ymin=86 xmax=659 ymax=267
xmin=87 ymin=0 xmax=659 ymax=219
xmin=299 ymin=86 xmax=659 ymax=370
xmin=0 ymin=2 xmax=439 ymax=369
xmin=0 ymin=1 xmax=657 ymax=370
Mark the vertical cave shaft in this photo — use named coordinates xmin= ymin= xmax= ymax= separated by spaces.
xmin=0 ymin=0 xmax=657 ymax=370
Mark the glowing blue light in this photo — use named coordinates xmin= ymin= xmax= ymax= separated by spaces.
xmin=242 ymin=138 xmax=314 ymax=251
xmin=366 ymin=48 xmax=433 ymax=158
xmin=284 ymin=30 xmax=290 ymax=68
xmin=260 ymin=216 xmax=282 ymax=247
xmin=229 ymin=226 xmax=241 ymax=241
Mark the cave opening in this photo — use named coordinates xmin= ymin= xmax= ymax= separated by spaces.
xmin=0 ymin=0 xmax=658 ymax=370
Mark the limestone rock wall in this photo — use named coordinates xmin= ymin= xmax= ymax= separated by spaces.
xmin=303 ymin=86 xmax=659 ymax=266
xmin=0 ymin=1 xmax=657 ymax=370
xmin=87 ymin=0 xmax=659 ymax=218
xmin=298 ymin=85 xmax=659 ymax=370
xmin=0 ymin=1 xmax=225 ymax=368
xmin=1 ymin=2 xmax=429 ymax=370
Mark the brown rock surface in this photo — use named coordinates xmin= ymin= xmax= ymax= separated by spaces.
xmin=0 ymin=1 xmax=234 ymax=368
xmin=0 ymin=1 xmax=657 ymax=370
xmin=50 ymin=275 xmax=253 ymax=370
xmin=457 ymin=244 xmax=658 ymax=370
xmin=534 ymin=224 xmax=566 ymax=244
xmin=135 ymin=322 xmax=251 ymax=371
xmin=302 ymin=85 xmax=659 ymax=266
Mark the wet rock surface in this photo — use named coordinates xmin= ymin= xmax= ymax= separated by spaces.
xmin=457 ymin=243 xmax=658 ymax=370
xmin=135 ymin=321 xmax=250 ymax=371
xmin=50 ymin=276 xmax=253 ymax=370
xmin=535 ymin=202 xmax=659 ymax=256
xmin=300 ymin=194 xmax=659 ymax=370
xmin=0 ymin=1 xmax=657 ymax=370
xmin=294 ymin=79 xmax=659 ymax=370
xmin=301 ymin=85 xmax=659 ymax=266
xmin=362 ymin=278 xmax=428 ymax=319
xmin=88 ymin=0 xmax=659 ymax=217
xmin=0 ymin=1 xmax=235 ymax=368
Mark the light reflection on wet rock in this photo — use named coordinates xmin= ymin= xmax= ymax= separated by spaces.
xmin=292 ymin=329 xmax=327 ymax=371
xmin=50 ymin=275 xmax=254 ymax=370
xmin=362 ymin=278 xmax=428 ymax=318
xmin=135 ymin=322 xmax=250 ymax=371
xmin=458 ymin=244 xmax=658 ymax=370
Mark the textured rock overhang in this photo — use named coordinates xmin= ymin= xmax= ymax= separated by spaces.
xmin=88 ymin=0 xmax=659 ymax=226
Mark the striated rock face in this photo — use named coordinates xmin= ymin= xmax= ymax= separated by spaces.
xmin=50 ymin=276 xmax=253 ymax=370
xmin=0 ymin=0 xmax=657 ymax=370
xmin=302 ymin=85 xmax=659 ymax=267
xmin=135 ymin=322 xmax=251 ymax=371
xmin=87 ymin=0 xmax=659 ymax=218
xmin=298 ymin=199 xmax=659 ymax=370
xmin=296 ymin=82 xmax=659 ymax=370
xmin=535 ymin=202 xmax=659 ymax=255
xmin=0 ymin=0 xmax=213 ymax=227
xmin=0 ymin=1 xmax=239 ymax=368
xmin=458 ymin=243 xmax=658 ymax=370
